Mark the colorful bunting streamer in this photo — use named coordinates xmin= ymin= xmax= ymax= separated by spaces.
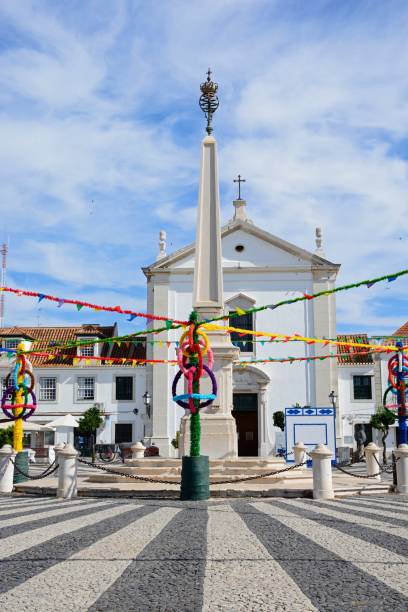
xmin=1 ymin=267 xmax=407 ymax=330
xmin=0 ymin=286 xmax=188 ymax=326
xmin=208 ymin=267 xmax=408 ymax=324
xmin=203 ymin=322 xmax=403 ymax=354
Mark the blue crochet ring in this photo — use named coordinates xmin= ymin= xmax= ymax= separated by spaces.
xmin=173 ymin=393 xmax=216 ymax=402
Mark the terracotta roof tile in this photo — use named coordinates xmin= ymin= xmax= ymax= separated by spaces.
xmin=0 ymin=325 xmax=146 ymax=367
xmin=337 ymin=334 xmax=374 ymax=365
xmin=393 ymin=321 xmax=408 ymax=339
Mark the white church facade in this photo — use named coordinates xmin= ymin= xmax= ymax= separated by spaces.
xmin=143 ymin=197 xmax=340 ymax=458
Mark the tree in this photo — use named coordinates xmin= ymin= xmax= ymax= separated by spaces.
xmin=273 ymin=411 xmax=285 ymax=431
xmin=370 ymin=407 xmax=396 ymax=464
xmin=0 ymin=425 xmax=14 ymax=448
xmin=78 ymin=406 xmax=103 ymax=462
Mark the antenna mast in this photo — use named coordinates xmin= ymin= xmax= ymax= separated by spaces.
xmin=0 ymin=242 xmax=8 ymax=327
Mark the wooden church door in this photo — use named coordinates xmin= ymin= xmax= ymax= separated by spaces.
xmin=232 ymin=393 xmax=258 ymax=456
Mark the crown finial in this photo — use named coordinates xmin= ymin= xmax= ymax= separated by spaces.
xmin=199 ymin=68 xmax=219 ymax=135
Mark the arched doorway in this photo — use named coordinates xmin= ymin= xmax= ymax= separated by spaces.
xmin=232 ymin=366 xmax=270 ymax=457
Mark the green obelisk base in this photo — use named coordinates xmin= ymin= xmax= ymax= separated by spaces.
xmin=13 ymin=451 xmax=29 ymax=484
xmin=180 ymin=455 xmax=209 ymax=500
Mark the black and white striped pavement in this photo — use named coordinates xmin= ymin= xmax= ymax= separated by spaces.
xmin=0 ymin=495 xmax=406 ymax=611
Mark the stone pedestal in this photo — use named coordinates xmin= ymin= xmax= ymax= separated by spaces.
xmin=293 ymin=441 xmax=307 ymax=466
xmin=0 ymin=445 xmax=16 ymax=494
xmin=131 ymin=442 xmax=146 ymax=459
xmin=57 ymin=444 xmax=78 ymax=499
xmin=364 ymin=442 xmax=381 ymax=481
xmin=394 ymin=444 xmax=408 ymax=494
xmin=310 ymin=443 xmax=334 ymax=500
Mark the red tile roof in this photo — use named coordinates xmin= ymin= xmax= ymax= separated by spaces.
xmin=337 ymin=334 xmax=374 ymax=365
xmin=393 ymin=321 xmax=408 ymax=337
xmin=0 ymin=325 xmax=146 ymax=367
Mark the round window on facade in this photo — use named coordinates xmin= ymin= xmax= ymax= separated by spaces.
xmin=235 ymin=244 xmax=245 ymax=253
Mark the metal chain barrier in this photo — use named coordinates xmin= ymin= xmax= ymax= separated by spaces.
xmin=374 ymin=453 xmax=398 ymax=474
xmin=78 ymin=458 xmax=182 ymax=485
xmin=78 ymin=457 xmax=309 ymax=486
xmin=212 ymin=460 xmax=308 ymax=485
xmin=333 ymin=462 xmax=382 ymax=479
xmin=10 ymin=458 xmax=59 ymax=480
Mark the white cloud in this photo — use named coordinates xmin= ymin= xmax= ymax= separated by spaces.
xmin=0 ymin=0 xmax=407 ymax=335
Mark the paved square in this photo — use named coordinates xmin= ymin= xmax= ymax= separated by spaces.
xmin=0 ymin=495 xmax=406 ymax=611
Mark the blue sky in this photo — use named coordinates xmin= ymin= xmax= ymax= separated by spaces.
xmin=0 ymin=0 xmax=407 ymax=336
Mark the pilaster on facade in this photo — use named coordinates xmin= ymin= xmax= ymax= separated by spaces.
xmin=312 ymin=269 xmax=340 ymax=439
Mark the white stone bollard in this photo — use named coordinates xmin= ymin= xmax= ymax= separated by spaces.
xmin=57 ymin=444 xmax=79 ymax=499
xmin=364 ymin=442 xmax=382 ymax=481
xmin=293 ymin=441 xmax=307 ymax=466
xmin=310 ymin=443 xmax=334 ymax=500
xmin=394 ymin=444 xmax=408 ymax=494
xmin=0 ymin=445 xmax=17 ymax=494
xmin=53 ymin=442 xmax=65 ymax=478
xmin=131 ymin=441 xmax=146 ymax=459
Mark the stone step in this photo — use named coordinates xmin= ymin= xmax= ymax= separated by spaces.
xmin=86 ymin=468 xmax=311 ymax=484
xmin=115 ymin=465 xmax=304 ymax=476
xmin=125 ymin=457 xmax=286 ymax=469
xmin=334 ymin=484 xmax=391 ymax=497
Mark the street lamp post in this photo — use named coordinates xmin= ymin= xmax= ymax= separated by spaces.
xmin=328 ymin=390 xmax=338 ymax=411
xmin=143 ymin=391 xmax=151 ymax=419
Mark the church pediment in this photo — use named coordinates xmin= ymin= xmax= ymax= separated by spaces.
xmin=143 ymin=219 xmax=339 ymax=275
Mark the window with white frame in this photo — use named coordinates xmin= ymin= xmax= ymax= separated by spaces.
xmin=78 ymin=338 xmax=96 ymax=358
xmin=230 ymin=312 xmax=254 ymax=352
xmin=39 ymin=377 xmax=57 ymax=401
xmin=0 ymin=376 xmax=12 ymax=400
xmin=353 ymin=375 xmax=373 ymax=400
xmin=115 ymin=376 xmax=133 ymax=400
xmin=3 ymin=338 xmax=20 ymax=350
xmin=77 ymin=377 xmax=95 ymax=400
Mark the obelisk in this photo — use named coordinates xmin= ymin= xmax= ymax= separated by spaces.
xmin=179 ymin=70 xmax=239 ymax=458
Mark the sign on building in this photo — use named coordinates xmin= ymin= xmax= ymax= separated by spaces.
xmin=284 ymin=406 xmax=337 ymax=464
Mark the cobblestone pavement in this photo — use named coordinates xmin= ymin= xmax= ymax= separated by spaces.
xmin=0 ymin=494 xmax=406 ymax=612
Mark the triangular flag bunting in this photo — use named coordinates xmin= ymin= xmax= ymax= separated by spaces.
xmin=57 ymin=300 xmax=65 ymax=308
xmin=38 ymin=294 xmax=45 ymax=302
xmin=235 ymin=307 xmax=246 ymax=316
xmin=127 ymin=314 xmax=137 ymax=321
xmin=76 ymin=304 xmax=83 ymax=311
xmin=165 ymin=320 xmax=173 ymax=330
xmin=387 ymin=275 xmax=397 ymax=282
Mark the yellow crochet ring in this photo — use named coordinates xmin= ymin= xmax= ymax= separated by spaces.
xmin=180 ymin=328 xmax=209 ymax=357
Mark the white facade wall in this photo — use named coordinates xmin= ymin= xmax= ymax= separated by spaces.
xmin=0 ymin=362 xmax=147 ymax=445
xmin=338 ymin=357 xmax=398 ymax=450
xmin=146 ymin=222 xmax=338 ymax=456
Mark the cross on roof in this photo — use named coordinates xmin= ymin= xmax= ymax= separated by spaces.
xmin=233 ymin=174 xmax=246 ymax=200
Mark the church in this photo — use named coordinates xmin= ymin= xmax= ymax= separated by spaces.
xmin=143 ymin=79 xmax=340 ymax=457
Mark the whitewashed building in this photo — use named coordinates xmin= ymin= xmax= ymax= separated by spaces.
xmin=143 ymin=196 xmax=340 ymax=458
xmin=0 ymin=325 xmax=147 ymax=452
xmin=338 ymin=325 xmax=407 ymax=451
